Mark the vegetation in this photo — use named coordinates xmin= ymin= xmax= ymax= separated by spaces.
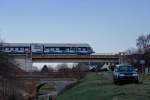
xmin=38 ymin=84 xmax=56 ymax=95
xmin=136 ymin=34 xmax=150 ymax=53
xmin=136 ymin=34 xmax=150 ymax=67
xmin=41 ymin=65 xmax=49 ymax=74
xmin=125 ymin=34 xmax=150 ymax=70
xmin=38 ymin=63 xmax=88 ymax=79
xmin=0 ymin=52 xmax=23 ymax=77
xmin=0 ymin=41 xmax=26 ymax=100
xmin=57 ymin=72 xmax=150 ymax=100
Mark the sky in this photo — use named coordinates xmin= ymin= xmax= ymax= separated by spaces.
xmin=0 ymin=0 xmax=150 ymax=53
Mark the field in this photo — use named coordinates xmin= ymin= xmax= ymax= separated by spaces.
xmin=57 ymin=72 xmax=150 ymax=100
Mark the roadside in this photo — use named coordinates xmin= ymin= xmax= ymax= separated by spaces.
xmin=57 ymin=72 xmax=150 ymax=100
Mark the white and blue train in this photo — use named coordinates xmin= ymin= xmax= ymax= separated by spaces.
xmin=2 ymin=43 xmax=94 ymax=55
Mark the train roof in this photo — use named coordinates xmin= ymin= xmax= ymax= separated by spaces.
xmin=91 ymin=53 xmax=118 ymax=55
xmin=2 ymin=43 xmax=30 ymax=47
xmin=2 ymin=43 xmax=92 ymax=48
xmin=44 ymin=43 xmax=91 ymax=47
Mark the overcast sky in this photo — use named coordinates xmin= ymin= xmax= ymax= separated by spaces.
xmin=0 ymin=0 xmax=150 ymax=53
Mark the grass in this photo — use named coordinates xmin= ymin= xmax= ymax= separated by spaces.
xmin=38 ymin=84 xmax=56 ymax=95
xmin=57 ymin=72 xmax=150 ymax=100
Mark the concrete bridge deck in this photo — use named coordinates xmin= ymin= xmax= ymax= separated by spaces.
xmin=12 ymin=53 xmax=120 ymax=71
xmin=31 ymin=54 xmax=119 ymax=63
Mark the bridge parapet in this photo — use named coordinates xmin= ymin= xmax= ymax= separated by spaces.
xmin=31 ymin=54 xmax=119 ymax=63
xmin=31 ymin=54 xmax=119 ymax=59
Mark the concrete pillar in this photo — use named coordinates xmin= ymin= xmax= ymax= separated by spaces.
xmin=26 ymin=58 xmax=33 ymax=71
xmin=118 ymin=52 xmax=126 ymax=64
xmin=14 ymin=57 xmax=32 ymax=71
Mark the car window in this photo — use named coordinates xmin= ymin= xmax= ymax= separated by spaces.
xmin=119 ymin=65 xmax=134 ymax=72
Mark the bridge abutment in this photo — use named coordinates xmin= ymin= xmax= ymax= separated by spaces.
xmin=14 ymin=57 xmax=33 ymax=71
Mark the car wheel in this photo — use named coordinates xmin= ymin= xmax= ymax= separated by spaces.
xmin=135 ymin=79 xmax=139 ymax=84
xmin=113 ymin=79 xmax=118 ymax=84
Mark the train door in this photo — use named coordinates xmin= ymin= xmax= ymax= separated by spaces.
xmin=31 ymin=44 xmax=43 ymax=54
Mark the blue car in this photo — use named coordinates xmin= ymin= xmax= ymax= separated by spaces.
xmin=113 ymin=64 xmax=139 ymax=84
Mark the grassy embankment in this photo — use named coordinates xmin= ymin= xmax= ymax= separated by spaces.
xmin=57 ymin=72 xmax=150 ymax=100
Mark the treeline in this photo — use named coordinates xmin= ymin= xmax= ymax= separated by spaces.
xmin=127 ymin=34 xmax=150 ymax=68
xmin=136 ymin=34 xmax=150 ymax=53
xmin=32 ymin=63 xmax=89 ymax=79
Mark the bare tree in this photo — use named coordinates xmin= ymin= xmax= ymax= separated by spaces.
xmin=146 ymin=34 xmax=150 ymax=50
xmin=75 ymin=63 xmax=89 ymax=72
xmin=0 ymin=38 xmax=3 ymax=52
xmin=136 ymin=34 xmax=150 ymax=53
xmin=71 ymin=63 xmax=89 ymax=79
xmin=125 ymin=48 xmax=137 ymax=55
xmin=41 ymin=65 xmax=49 ymax=74
xmin=136 ymin=35 xmax=146 ymax=53
xmin=57 ymin=63 xmax=71 ymax=72
xmin=47 ymin=65 xmax=54 ymax=72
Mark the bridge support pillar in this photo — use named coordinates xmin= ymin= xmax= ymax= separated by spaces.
xmin=14 ymin=57 xmax=33 ymax=71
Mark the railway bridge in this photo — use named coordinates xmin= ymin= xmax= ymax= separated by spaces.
xmin=13 ymin=53 xmax=121 ymax=71
xmin=1 ymin=43 xmax=124 ymax=71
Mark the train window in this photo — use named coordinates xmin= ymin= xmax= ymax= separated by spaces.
xmin=82 ymin=48 xmax=86 ymax=51
xmin=10 ymin=48 xmax=14 ymax=51
xmin=15 ymin=48 xmax=19 ymax=51
xmin=5 ymin=48 xmax=9 ymax=51
xmin=25 ymin=48 xmax=29 ymax=51
xmin=45 ymin=48 xmax=49 ymax=51
xmin=78 ymin=48 xmax=81 ymax=51
xmin=60 ymin=47 xmax=65 ymax=50
xmin=20 ymin=48 xmax=24 ymax=51
xmin=72 ymin=48 xmax=75 ymax=51
xmin=50 ymin=48 xmax=55 ymax=51
xmin=66 ymin=48 xmax=70 ymax=51
xmin=56 ymin=48 xmax=59 ymax=51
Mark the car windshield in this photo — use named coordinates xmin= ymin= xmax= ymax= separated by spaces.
xmin=118 ymin=65 xmax=134 ymax=72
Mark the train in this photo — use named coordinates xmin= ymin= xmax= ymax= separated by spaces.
xmin=1 ymin=43 xmax=94 ymax=55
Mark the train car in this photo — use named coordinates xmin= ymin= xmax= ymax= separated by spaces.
xmin=43 ymin=43 xmax=94 ymax=55
xmin=2 ymin=43 xmax=94 ymax=55
xmin=2 ymin=43 xmax=30 ymax=54
xmin=44 ymin=44 xmax=62 ymax=54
